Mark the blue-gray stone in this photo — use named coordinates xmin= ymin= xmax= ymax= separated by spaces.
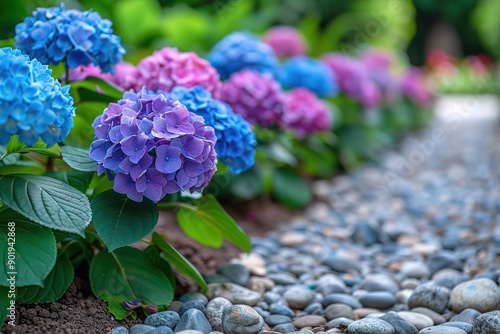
xmin=272 ymin=322 xmax=296 ymax=333
xmin=321 ymin=293 xmax=363 ymax=309
xmin=428 ymin=253 xmax=463 ymax=275
xmin=130 ymin=325 xmax=156 ymax=334
xmin=144 ymin=327 xmax=174 ymax=334
xmin=174 ymin=309 xmax=211 ymax=334
xmin=437 ymin=322 xmax=472 ymax=334
xmin=303 ymin=302 xmax=324 ymax=316
xmin=145 ymin=311 xmax=180 ymax=328
xmin=358 ymin=275 xmax=400 ymax=294
xmin=347 ymin=318 xmax=395 ymax=334
xmin=380 ymin=311 xmax=418 ymax=334
xmin=408 ymin=283 xmax=451 ymax=314
xmin=204 ymin=274 xmax=231 ymax=284
xmin=178 ymin=301 xmax=206 ymax=317
xmin=264 ymin=291 xmax=282 ymax=304
xmin=283 ymin=287 xmax=315 ymax=309
xmin=449 ymin=278 xmax=500 ymax=313
xmin=321 ymin=254 xmax=361 ymax=273
xmin=109 ymin=327 xmax=129 ymax=334
xmin=265 ymin=314 xmax=292 ymax=326
xmin=450 ymin=309 xmax=481 ymax=324
xmin=418 ymin=326 xmax=467 ymax=334
xmin=217 ymin=263 xmax=250 ymax=286
xmin=222 ymin=305 xmax=265 ymax=334
xmin=206 ymin=297 xmax=232 ymax=320
xmin=359 ymin=291 xmax=397 ymax=309
xmin=352 ymin=223 xmax=380 ymax=246
xmin=179 ymin=292 xmax=208 ymax=306
xmin=286 ymin=331 xmax=314 ymax=334
xmin=269 ymin=303 xmax=295 ymax=317
xmin=267 ymin=272 xmax=298 ymax=285
xmin=254 ymin=306 xmax=270 ymax=318
xmin=472 ymin=310 xmax=500 ymax=334
xmin=326 ymin=317 xmax=353 ymax=329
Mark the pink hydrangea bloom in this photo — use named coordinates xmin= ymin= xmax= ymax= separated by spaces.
xmin=281 ymin=88 xmax=332 ymax=138
xmin=221 ymin=70 xmax=285 ymax=127
xmin=400 ymin=67 xmax=434 ymax=107
xmin=361 ymin=49 xmax=399 ymax=104
xmin=135 ymin=47 xmax=221 ymax=98
xmin=322 ymin=53 xmax=381 ymax=108
xmin=101 ymin=62 xmax=139 ymax=91
xmin=69 ymin=62 xmax=138 ymax=91
xmin=263 ymin=26 xmax=307 ymax=58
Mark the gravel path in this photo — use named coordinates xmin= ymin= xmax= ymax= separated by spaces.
xmin=112 ymin=96 xmax=500 ymax=334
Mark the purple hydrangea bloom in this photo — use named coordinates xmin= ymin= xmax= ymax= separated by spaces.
xmin=208 ymin=31 xmax=279 ymax=80
xmin=169 ymin=85 xmax=256 ymax=174
xmin=15 ymin=4 xmax=125 ymax=73
xmin=322 ymin=53 xmax=381 ymax=108
xmin=400 ymin=67 xmax=434 ymax=107
xmin=220 ymin=70 xmax=285 ymax=128
xmin=89 ymin=88 xmax=217 ymax=202
xmin=0 ymin=47 xmax=75 ymax=147
xmin=279 ymin=56 xmax=338 ymax=98
xmin=135 ymin=47 xmax=221 ymax=98
xmin=360 ymin=49 xmax=400 ymax=104
xmin=281 ymin=88 xmax=332 ymax=138
xmin=263 ymin=26 xmax=307 ymax=58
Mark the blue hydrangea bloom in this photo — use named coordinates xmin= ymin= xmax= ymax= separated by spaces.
xmin=0 ymin=48 xmax=75 ymax=147
xmin=279 ymin=56 xmax=338 ymax=98
xmin=169 ymin=86 xmax=256 ymax=174
xmin=15 ymin=4 xmax=125 ymax=73
xmin=208 ymin=31 xmax=278 ymax=80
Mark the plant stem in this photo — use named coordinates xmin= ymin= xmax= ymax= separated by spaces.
xmin=64 ymin=64 xmax=70 ymax=85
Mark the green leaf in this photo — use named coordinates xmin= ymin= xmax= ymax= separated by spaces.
xmin=151 ymin=232 xmax=207 ymax=292
xmin=16 ymin=252 xmax=74 ymax=303
xmin=0 ymin=163 xmax=45 ymax=175
xmin=0 ymin=174 xmax=91 ymax=236
xmin=176 ymin=195 xmax=251 ymax=252
xmin=101 ymin=294 xmax=135 ymax=320
xmin=76 ymin=87 xmax=119 ymax=104
xmin=82 ymin=76 xmax=124 ymax=99
xmin=0 ymin=210 xmax=57 ymax=287
xmin=91 ymin=190 xmax=159 ymax=252
xmin=272 ymin=168 xmax=312 ymax=209
xmin=143 ymin=246 xmax=176 ymax=291
xmin=90 ymin=247 xmax=173 ymax=319
xmin=60 ymin=146 xmax=97 ymax=172
xmin=5 ymin=135 xmax=61 ymax=158
xmin=229 ymin=168 xmax=263 ymax=200
xmin=46 ymin=171 xmax=94 ymax=193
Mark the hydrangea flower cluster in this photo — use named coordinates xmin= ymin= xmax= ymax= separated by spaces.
xmin=360 ymin=49 xmax=399 ymax=104
xmin=262 ymin=26 xmax=307 ymax=58
xmin=221 ymin=70 xmax=285 ymax=127
xmin=169 ymin=86 xmax=256 ymax=174
xmin=89 ymin=88 xmax=217 ymax=202
xmin=400 ymin=67 xmax=434 ymax=107
xmin=135 ymin=47 xmax=221 ymax=98
xmin=281 ymin=88 xmax=332 ymax=138
xmin=279 ymin=56 xmax=337 ymax=98
xmin=15 ymin=4 xmax=125 ymax=73
xmin=0 ymin=48 xmax=75 ymax=147
xmin=322 ymin=53 xmax=380 ymax=108
xmin=69 ymin=62 xmax=138 ymax=91
xmin=208 ymin=31 xmax=279 ymax=80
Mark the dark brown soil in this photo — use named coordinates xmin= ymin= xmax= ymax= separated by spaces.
xmin=1 ymin=198 xmax=297 ymax=334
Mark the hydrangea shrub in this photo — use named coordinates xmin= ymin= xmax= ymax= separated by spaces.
xmin=208 ymin=31 xmax=278 ymax=80
xmin=263 ymin=26 xmax=307 ymax=58
xmin=221 ymin=70 xmax=285 ymax=128
xmin=89 ymin=88 xmax=217 ymax=202
xmin=279 ymin=56 xmax=337 ymax=98
xmin=15 ymin=4 xmax=125 ymax=72
xmin=0 ymin=47 xmax=75 ymax=147
xmin=169 ymin=86 xmax=256 ymax=174
xmin=135 ymin=47 xmax=221 ymax=98
xmin=281 ymin=88 xmax=332 ymax=138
